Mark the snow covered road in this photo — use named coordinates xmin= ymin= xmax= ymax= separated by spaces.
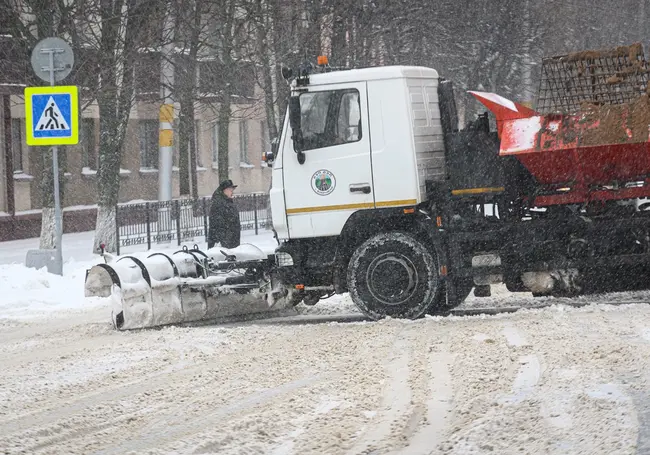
xmin=2 ymin=300 xmax=650 ymax=454
xmin=3 ymin=231 xmax=650 ymax=454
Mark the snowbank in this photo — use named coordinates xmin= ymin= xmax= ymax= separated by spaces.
xmin=0 ymin=230 xmax=280 ymax=321
xmin=0 ymin=259 xmax=104 ymax=320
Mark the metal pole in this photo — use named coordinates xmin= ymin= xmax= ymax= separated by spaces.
xmin=202 ymin=197 xmax=208 ymax=241
xmin=3 ymin=95 xmax=15 ymax=216
xmin=158 ymin=0 xmax=175 ymax=202
xmin=47 ymin=49 xmax=63 ymax=276
xmin=175 ymin=199 xmax=181 ymax=246
xmin=157 ymin=1 xmax=175 ymax=244
xmin=145 ymin=202 xmax=151 ymax=250
xmin=253 ymin=193 xmax=258 ymax=235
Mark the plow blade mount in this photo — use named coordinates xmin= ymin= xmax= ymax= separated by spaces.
xmin=84 ymin=244 xmax=297 ymax=330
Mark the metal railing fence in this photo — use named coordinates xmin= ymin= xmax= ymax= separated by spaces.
xmin=115 ymin=193 xmax=271 ymax=254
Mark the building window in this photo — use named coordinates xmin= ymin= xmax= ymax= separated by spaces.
xmin=139 ymin=120 xmax=158 ymax=169
xmin=81 ymin=118 xmax=97 ymax=169
xmin=211 ymin=122 xmax=219 ymax=166
xmin=239 ymin=120 xmax=249 ymax=164
xmin=11 ymin=118 xmax=22 ymax=173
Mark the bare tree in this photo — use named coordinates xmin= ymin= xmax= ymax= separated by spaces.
xmin=4 ymin=0 xmax=72 ymax=249
xmin=92 ymin=0 xmax=153 ymax=253
xmin=174 ymin=0 xmax=205 ymax=198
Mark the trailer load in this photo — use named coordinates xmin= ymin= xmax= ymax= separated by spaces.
xmin=86 ymin=43 xmax=650 ymax=329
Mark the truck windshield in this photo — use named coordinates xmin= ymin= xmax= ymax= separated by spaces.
xmin=298 ymin=89 xmax=361 ymax=151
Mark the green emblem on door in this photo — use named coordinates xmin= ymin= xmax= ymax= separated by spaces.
xmin=311 ymin=169 xmax=336 ymax=196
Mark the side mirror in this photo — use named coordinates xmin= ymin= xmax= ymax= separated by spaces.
xmin=262 ymin=136 xmax=280 ymax=167
xmin=288 ymin=96 xmax=305 ymax=164
xmin=281 ymin=66 xmax=293 ymax=81
xmin=288 ymin=96 xmax=301 ymax=133
xmin=262 ymin=151 xmax=274 ymax=165
xmin=262 ymin=136 xmax=279 ymax=166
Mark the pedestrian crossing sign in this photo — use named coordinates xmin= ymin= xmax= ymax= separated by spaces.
xmin=24 ymin=86 xmax=79 ymax=146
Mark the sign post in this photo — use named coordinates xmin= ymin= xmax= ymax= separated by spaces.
xmin=26 ymin=37 xmax=77 ymax=276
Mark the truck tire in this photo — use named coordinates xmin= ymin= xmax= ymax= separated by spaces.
xmin=347 ymin=232 xmax=441 ymax=320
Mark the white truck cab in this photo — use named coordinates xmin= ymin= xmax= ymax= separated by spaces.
xmin=270 ymin=66 xmax=446 ymax=241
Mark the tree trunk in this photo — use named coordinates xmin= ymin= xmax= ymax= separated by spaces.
xmin=255 ymin=0 xmax=279 ymax=140
xmin=188 ymin=1 xmax=201 ymax=199
xmin=267 ymin=11 xmax=281 ymax=136
xmin=215 ymin=0 xmax=237 ymax=183
xmin=217 ymin=99 xmax=231 ymax=182
xmin=177 ymin=66 xmax=199 ymax=198
xmin=93 ymin=0 xmax=146 ymax=254
xmin=188 ymin=107 xmax=198 ymax=199
xmin=95 ymin=100 xmax=123 ymax=252
xmin=177 ymin=0 xmax=201 ymax=197
xmin=520 ymin=0 xmax=534 ymax=104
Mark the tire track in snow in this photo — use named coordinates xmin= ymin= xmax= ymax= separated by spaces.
xmin=430 ymin=321 xmax=544 ymax=453
xmin=551 ymin=309 xmax=650 ymax=451
xmin=0 ymin=308 xmax=108 ymax=345
xmin=518 ymin=311 xmax=642 ymax=453
xmin=623 ymin=322 xmax=650 ymax=455
xmin=633 ymin=391 xmax=650 ymax=455
xmin=394 ymin=350 xmax=454 ymax=455
xmin=11 ymin=372 xmax=329 ymax=455
xmin=0 ymin=360 xmax=196 ymax=436
xmin=501 ymin=322 xmax=583 ymax=452
xmin=266 ymin=397 xmax=344 ymax=455
xmin=499 ymin=354 xmax=542 ymax=405
xmin=502 ymin=324 xmax=530 ymax=347
xmin=93 ymin=373 xmax=328 ymax=455
xmin=635 ymin=326 xmax=650 ymax=454
xmin=0 ymin=333 xmax=120 ymax=369
xmin=346 ymin=327 xmax=413 ymax=455
xmin=499 ymin=325 xmax=541 ymax=406
xmin=641 ymin=328 xmax=650 ymax=343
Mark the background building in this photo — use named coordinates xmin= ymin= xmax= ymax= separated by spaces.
xmin=0 ymin=19 xmax=274 ymax=240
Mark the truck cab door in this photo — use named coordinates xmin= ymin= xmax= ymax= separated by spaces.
xmin=282 ymin=82 xmax=373 ymax=239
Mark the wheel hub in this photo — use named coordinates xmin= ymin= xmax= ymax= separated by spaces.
xmin=366 ymin=253 xmax=418 ymax=305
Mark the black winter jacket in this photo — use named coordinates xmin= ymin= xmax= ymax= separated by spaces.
xmin=208 ymin=191 xmax=241 ymax=249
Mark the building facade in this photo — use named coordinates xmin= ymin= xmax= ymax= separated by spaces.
xmin=0 ymin=93 xmax=273 ymax=215
xmin=0 ymin=3 xmax=279 ymax=240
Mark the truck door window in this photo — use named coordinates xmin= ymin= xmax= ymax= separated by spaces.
xmin=299 ymin=89 xmax=361 ymax=151
xmin=337 ymin=92 xmax=361 ymax=142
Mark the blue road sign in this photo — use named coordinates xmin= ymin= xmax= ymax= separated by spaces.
xmin=25 ymin=86 xmax=79 ymax=146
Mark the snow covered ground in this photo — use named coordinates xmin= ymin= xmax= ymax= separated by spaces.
xmin=0 ymin=229 xmax=280 ymax=320
xmin=2 ymin=232 xmax=650 ymax=454
xmin=0 ymin=229 xmax=279 ymax=266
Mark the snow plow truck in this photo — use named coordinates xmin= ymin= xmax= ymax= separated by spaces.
xmin=85 ymin=43 xmax=650 ymax=330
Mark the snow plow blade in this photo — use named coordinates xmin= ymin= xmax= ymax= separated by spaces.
xmin=84 ymin=244 xmax=298 ymax=330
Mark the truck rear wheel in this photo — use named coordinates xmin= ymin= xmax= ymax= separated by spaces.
xmin=347 ymin=232 xmax=441 ymax=320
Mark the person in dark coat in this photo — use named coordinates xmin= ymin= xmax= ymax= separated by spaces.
xmin=208 ymin=179 xmax=241 ymax=249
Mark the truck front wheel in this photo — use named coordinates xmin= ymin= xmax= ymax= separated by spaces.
xmin=347 ymin=232 xmax=441 ymax=320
